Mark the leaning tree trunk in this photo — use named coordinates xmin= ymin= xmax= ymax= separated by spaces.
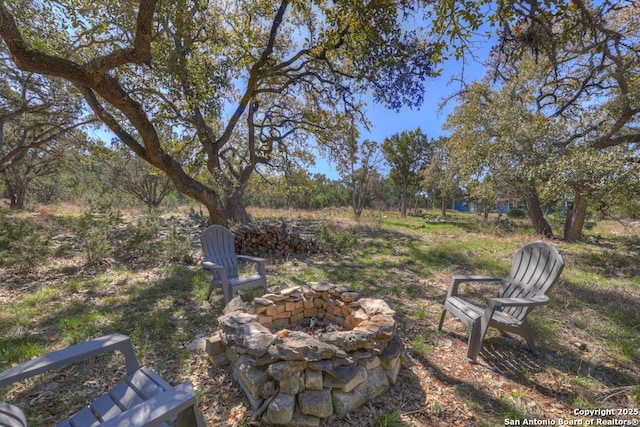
xmin=564 ymin=192 xmax=588 ymax=242
xmin=524 ymin=184 xmax=554 ymax=238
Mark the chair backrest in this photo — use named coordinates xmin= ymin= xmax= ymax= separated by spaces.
xmin=200 ymin=225 xmax=239 ymax=279
xmin=498 ymin=241 xmax=565 ymax=320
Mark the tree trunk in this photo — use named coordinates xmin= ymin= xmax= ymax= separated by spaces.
xmin=563 ymin=192 xmax=588 ymax=242
xmin=226 ymin=191 xmax=251 ymax=225
xmin=6 ymin=178 xmax=28 ymax=210
xmin=524 ymin=184 xmax=553 ymax=238
xmin=400 ymin=182 xmax=407 ymax=218
xmin=441 ymin=194 xmax=447 ymax=217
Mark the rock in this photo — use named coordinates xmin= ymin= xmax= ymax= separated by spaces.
xmin=290 ymin=411 xmax=321 ymax=426
xmin=380 ymin=336 xmax=404 ymax=365
xmin=355 ymin=314 xmax=395 ymax=341
xmin=263 ymin=392 xmax=295 ymax=425
xmin=357 ymin=298 xmax=396 ymax=317
xmin=324 ymin=365 xmax=367 ymax=392
xmin=340 ymin=291 xmax=360 ymax=302
xmin=234 ymin=355 xmax=269 ymax=406
xmin=237 ymin=323 xmax=275 ymax=357
xmin=308 ymin=282 xmax=335 ymax=292
xmin=253 ymin=297 xmax=276 ymax=306
xmin=271 ymin=331 xmax=344 ymax=361
xmin=304 ymin=368 xmax=323 ymax=390
xmin=223 ymin=296 xmax=250 ymax=314
xmin=268 ymin=360 xmax=307 ymax=381
xmin=279 ymin=374 xmax=301 ymax=394
xmin=321 ymin=330 xmax=376 ymax=352
xmin=332 ymin=366 xmax=390 ymax=416
xmin=205 ymin=331 xmax=225 ymax=356
xmin=385 ymin=356 xmax=402 ymax=384
xmin=297 ymin=389 xmax=333 ymax=418
xmin=218 ymin=312 xmax=258 ymax=330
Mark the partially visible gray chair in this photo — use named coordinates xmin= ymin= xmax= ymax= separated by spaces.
xmin=200 ymin=225 xmax=267 ymax=303
xmin=438 ymin=241 xmax=565 ymax=363
xmin=0 ymin=334 xmax=206 ymax=427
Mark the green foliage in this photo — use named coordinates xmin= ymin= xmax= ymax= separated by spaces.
xmin=373 ymin=410 xmax=409 ymax=427
xmin=163 ymin=226 xmax=193 ymax=263
xmin=507 ymin=208 xmax=526 ymax=219
xmin=121 ymin=210 xmax=161 ymax=259
xmin=0 ymin=213 xmax=52 ymax=270
xmin=316 ymin=223 xmax=357 ymax=253
xmin=68 ymin=209 xmax=121 ymax=264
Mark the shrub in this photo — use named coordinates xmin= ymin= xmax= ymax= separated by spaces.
xmin=164 ymin=226 xmax=193 ymax=263
xmin=507 ymin=208 xmax=526 ymax=219
xmin=316 ymin=223 xmax=357 ymax=253
xmin=69 ymin=210 xmax=121 ymax=264
xmin=121 ymin=209 xmax=161 ymax=259
xmin=0 ymin=213 xmax=52 ymax=270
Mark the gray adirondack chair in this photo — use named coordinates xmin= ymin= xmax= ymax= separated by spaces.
xmin=437 ymin=241 xmax=564 ymax=363
xmin=0 ymin=334 xmax=206 ymax=427
xmin=200 ymin=225 xmax=268 ymax=304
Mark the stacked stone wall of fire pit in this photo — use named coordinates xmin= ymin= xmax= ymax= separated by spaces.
xmin=206 ymin=282 xmax=404 ymax=426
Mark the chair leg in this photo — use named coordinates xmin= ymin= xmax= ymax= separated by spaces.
xmin=466 ymin=319 xmax=483 ymax=363
xmin=519 ymin=323 xmax=537 ymax=354
xmin=206 ymin=284 xmax=213 ymax=301
xmin=437 ymin=309 xmax=447 ymax=331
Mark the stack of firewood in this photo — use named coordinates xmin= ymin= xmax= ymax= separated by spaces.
xmin=234 ymin=220 xmax=319 ymax=258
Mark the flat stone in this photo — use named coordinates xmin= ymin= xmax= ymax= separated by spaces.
xmin=253 ymin=297 xmax=276 ymax=306
xmin=324 ymin=365 xmax=367 ymax=392
xmin=223 ymin=296 xmax=251 ymax=314
xmin=271 ymin=331 xmax=344 ymax=361
xmin=279 ymin=374 xmax=301 ymax=394
xmin=218 ymin=312 xmax=258 ymax=329
xmin=280 ymin=286 xmax=302 ymax=296
xmin=267 ymin=360 xmax=307 ymax=381
xmin=321 ymin=330 xmax=376 ymax=352
xmin=357 ymin=298 xmax=395 ymax=317
xmin=205 ymin=331 xmax=225 ymax=356
xmin=304 ymin=368 xmax=323 ymax=390
xmin=248 ymin=352 xmax=281 ymax=367
xmin=385 ymin=356 xmax=402 ymax=384
xmin=297 ymin=389 xmax=333 ymax=418
xmin=290 ymin=411 xmax=321 ymax=427
xmin=242 ymin=331 xmax=275 ymax=357
xmin=234 ymin=356 xmax=269 ymax=408
xmin=355 ymin=314 xmax=395 ymax=341
xmin=263 ymin=392 xmax=295 ymax=425
xmin=340 ymin=291 xmax=360 ymax=302
xmin=263 ymin=293 xmax=289 ymax=302
xmin=307 ymin=359 xmax=332 ymax=372
xmin=380 ymin=336 xmax=404 ymax=365
xmin=358 ymin=355 xmax=381 ymax=370
xmin=308 ymin=282 xmax=335 ymax=292
xmin=332 ymin=366 xmax=390 ymax=416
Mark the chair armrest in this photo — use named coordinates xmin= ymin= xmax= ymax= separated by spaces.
xmin=237 ymin=255 xmax=265 ymax=264
xmin=0 ymin=334 xmax=140 ymax=388
xmin=201 ymin=260 xmax=225 ymax=271
xmin=446 ymin=275 xmax=503 ymax=298
xmin=99 ymin=382 xmax=199 ymax=427
xmin=488 ymin=296 xmax=550 ymax=308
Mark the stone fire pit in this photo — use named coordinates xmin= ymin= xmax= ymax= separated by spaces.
xmin=206 ymin=282 xmax=404 ymax=426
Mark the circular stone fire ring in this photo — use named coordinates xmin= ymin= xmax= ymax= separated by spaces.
xmin=206 ymin=282 xmax=404 ymax=426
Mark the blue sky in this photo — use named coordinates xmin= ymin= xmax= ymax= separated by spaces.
xmin=312 ymin=31 xmax=495 ymax=180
